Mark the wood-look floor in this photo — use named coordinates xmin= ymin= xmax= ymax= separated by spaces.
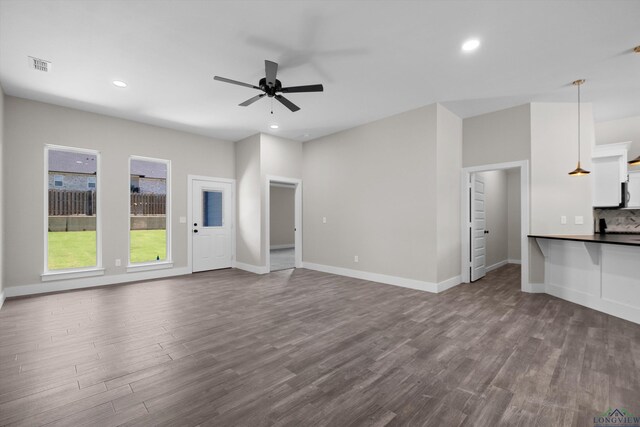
xmin=0 ymin=264 xmax=639 ymax=426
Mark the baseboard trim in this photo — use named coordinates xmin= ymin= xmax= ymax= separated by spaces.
xmin=0 ymin=290 xmax=5 ymax=310
xmin=525 ymin=282 xmax=546 ymax=293
xmin=507 ymin=259 xmax=522 ymax=265
xmin=234 ymin=262 xmax=269 ymax=275
xmin=486 ymin=260 xmax=508 ymax=272
xmin=270 ymin=244 xmax=294 ymax=250
xmin=4 ymin=267 xmax=191 ymax=298
xmin=302 ymin=262 xmax=461 ymax=294
xmin=546 ymin=283 xmax=640 ymax=325
xmin=436 ymin=275 xmax=462 ymax=293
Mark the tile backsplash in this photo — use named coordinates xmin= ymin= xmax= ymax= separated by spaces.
xmin=594 ymin=209 xmax=640 ymax=233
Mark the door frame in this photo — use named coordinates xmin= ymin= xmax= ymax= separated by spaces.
xmin=265 ymin=175 xmax=302 ymax=271
xmin=460 ymin=160 xmax=531 ymax=292
xmin=187 ymin=175 xmax=236 ymax=274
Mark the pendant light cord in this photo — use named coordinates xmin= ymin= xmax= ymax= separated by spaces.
xmin=577 ymin=82 xmax=581 ymax=162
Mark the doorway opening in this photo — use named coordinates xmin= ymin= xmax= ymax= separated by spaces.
xmin=461 ymin=161 xmax=531 ymax=291
xmin=265 ymin=176 xmax=302 ymax=272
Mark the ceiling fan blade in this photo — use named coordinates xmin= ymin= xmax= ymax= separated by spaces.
xmin=239 ymin=93 xmax=266 ymax=107
xmin=265 ymin=60 xmax=278 ymax=87
xmin=275 ymin=94 xmax=300 ymax=112
xmin=214 ymin=76 xmax=260 ymax=90
xmin=280 ymin=84 xmax=324 ymax=93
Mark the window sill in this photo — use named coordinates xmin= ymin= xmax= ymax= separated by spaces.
xmin=127 ymin=261 xmax=173 ymax=273
xmin=41 ymin=268 xmax=105 ymax=282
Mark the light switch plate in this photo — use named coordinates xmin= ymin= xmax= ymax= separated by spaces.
xmin=561 ymin=216 xmax=567 ymax=225
xmin=575 ymin=216 xmax=584 ymax=225
xmin=115 ymin=259 xmax=121 ymax=267
xmin=179 ymin=216 xmax=186 ymax=223
xmin=322 ymin=217 xmax=327 ymax=224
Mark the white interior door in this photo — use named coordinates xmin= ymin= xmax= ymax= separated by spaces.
xmin=471 ymin=174 xmax=487 ymax=281
xmin=192 ymin=180 xmax=232 ymax=272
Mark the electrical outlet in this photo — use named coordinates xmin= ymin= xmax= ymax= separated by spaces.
xmin=115 ymin=259 xmax=121 ymax=267
xmin=575 ymin=216 xmax=584 ymax=225
xmin=561 ymin=216 xmax=567 ymax=225
xmin=322 ymin=217 xmax=327 ymax=224
xmin=354 ymin=255 xmax=359 ymax=263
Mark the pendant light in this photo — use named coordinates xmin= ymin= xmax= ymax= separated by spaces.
xmin=568 ymin=79 xmax=590 ymax=176
xmin=629 ymin=46 xmax=640 ymax=166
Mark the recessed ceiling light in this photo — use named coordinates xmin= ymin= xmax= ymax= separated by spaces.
xmin=76 ymin=160 xmax=83 ymax=164
xmin=112 ymin=80 xmax=127 ymax=88
xmin=270 ymin=124 xmax=279 ymax=129
xmin=462 ymin=39 xmax=480 ymax=52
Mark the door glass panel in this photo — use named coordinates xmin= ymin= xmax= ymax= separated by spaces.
xmin=203 ymin=191 xmax=223 ymax=227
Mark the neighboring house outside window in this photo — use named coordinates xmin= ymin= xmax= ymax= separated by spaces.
xmin=48 ymin=172 xmax=97 ymax=191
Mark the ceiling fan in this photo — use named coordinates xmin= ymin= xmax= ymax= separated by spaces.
xmin=214 ymin=60 xmax=323 ymax=112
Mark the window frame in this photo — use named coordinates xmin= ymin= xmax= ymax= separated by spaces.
xmin=127 ymin=155 xmax=172 ymax=272
xmin=42 ymin=145 xmax=103 ymax=280
xmin=53 ymin=174 xmax=64 ymax=187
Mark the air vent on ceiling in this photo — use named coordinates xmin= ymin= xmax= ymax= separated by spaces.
xmin=28 ymin=56 xmax=51 ymax=72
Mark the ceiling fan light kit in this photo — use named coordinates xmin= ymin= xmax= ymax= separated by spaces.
xmin=214 ymin=60 xmax=323 ymax=113
xmin=568 ymin=79 xmax=590 ymax=176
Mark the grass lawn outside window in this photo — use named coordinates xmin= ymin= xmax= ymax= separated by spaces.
xmin=47 ymin=230 xmax=167 ymax=270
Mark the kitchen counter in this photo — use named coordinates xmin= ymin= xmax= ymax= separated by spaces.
xmin=528 ymin=233 xmax=640 ymax=247
xmin=530 ymin=234 xmax=640 ymax=325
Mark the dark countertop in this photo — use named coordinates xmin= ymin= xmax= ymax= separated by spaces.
xmin=528 ymin=234 xmax=640 ymax=247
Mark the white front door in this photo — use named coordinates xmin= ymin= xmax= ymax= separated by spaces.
xmin=471 ymin=174 xmax=487 ymax=282
xmin=192 ymin=180 xmax=232 ymax=272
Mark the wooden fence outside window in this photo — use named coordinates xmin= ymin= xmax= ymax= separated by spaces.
xmin=48 ymin=190 xmax=166 ymax=216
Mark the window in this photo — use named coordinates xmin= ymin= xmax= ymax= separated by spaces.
xmin=129 ymin=156 xmax=170 ymax=265
xmin=87 ymin=176 xmax=96 ymax=189
xmin=46 ymin=146 xmax=100 ymax=272
xmin=203 ymin=191 xmax=223 ymax=227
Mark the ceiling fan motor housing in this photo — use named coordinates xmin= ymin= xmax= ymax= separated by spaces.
xmin=259 ymin=77 xmax=282 ymax=97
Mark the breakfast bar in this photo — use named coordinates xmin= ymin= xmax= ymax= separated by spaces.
xmin=530 ymin=234 xmax=640 ymax=324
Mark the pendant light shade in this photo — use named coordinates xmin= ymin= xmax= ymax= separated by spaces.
xmin=569 ymin=161 xmax=591 ymax=176
xmin=630 ymin=156 xmax=640 ymax=166
xmin=568 ymin=79 xmax=590 ymax=176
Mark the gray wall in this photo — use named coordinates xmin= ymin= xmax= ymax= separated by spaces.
xmin=269 ymin=186 xmax=295 ymax=247
xmin=530 ymin=103 xmax=593 ymax=235
xmin=0 ymin=86 xmax=4 ymax=297
xmin=436 ymin=104 xmax=463 ymax=282
xmin=3 ymin=97 xmax=234 ymax=289
xmin=302 ymin=105 xmax=440 ymax=283
xmin=478 ymin=170 xmax=508 ymax=268
xmin=235 ymin=134 xmax=261 ymax=267
xmin=463 ymin=104 xmax=531 ymax=167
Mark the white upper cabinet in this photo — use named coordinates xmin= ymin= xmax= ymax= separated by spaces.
xmin=628 ymin=171 xmax=640 ymax=209
xmin=592 ymin=142 xmax=631 ymax=208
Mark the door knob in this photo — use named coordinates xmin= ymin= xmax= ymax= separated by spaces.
xmin=194 ymin=223 xmax=198 ymax=226
xmin=193 ymin=229 xmax=198 ymax=233
xmin=484 ymin=230 xmax=489 ymax=234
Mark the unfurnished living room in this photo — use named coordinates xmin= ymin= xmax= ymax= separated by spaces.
xmin=0 ymin=1 xmax=639 ymax=426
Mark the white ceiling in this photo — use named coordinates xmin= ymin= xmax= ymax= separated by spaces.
xmin=0 ymin=0 xmax=639 ymax=142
